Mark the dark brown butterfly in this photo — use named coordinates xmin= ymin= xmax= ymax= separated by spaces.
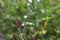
xmin=16 ymin=19 xmax=24 ymax=30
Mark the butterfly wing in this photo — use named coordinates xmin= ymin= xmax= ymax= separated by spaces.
xmin=16 ymin=19 xmax=24 ymax=29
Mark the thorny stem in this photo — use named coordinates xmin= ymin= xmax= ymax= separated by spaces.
xmin=18 ymin=30 xmax=20 ymax=40
xmin=18 ymin=29 xmax=24 ymax=40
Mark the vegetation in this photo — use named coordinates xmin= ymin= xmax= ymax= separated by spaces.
xmin=0 ymin=0 xmax=60 ymax=40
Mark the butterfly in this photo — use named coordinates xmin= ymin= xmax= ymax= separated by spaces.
xmin=16 ymin=19 xmax=24 ymax=30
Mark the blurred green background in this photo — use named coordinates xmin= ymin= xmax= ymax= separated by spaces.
xmin=0 ymin=0 xmax=60 ymax=40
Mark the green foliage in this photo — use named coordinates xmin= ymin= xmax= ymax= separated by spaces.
xmin=0 ymin=0 xmax=60 ymax=40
